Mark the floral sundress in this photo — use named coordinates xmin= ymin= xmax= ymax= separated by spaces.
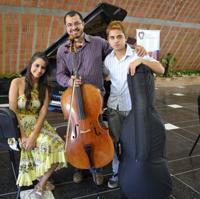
xmin=14 ymin=84 xmax=68 ymax=186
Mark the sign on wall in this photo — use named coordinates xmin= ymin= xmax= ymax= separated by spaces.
xmin=136 ymin=29 xmax=160 ymax=61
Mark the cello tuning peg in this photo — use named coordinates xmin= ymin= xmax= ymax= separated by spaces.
xmin=76 ymin=45 xmax=82 ymax=48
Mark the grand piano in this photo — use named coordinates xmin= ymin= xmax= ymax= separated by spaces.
xmin=0 ymin=2 xmax=136 ymax=113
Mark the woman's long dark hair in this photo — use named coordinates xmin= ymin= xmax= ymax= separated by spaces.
xmin=24 ymin=52 xmax=53 ymax=110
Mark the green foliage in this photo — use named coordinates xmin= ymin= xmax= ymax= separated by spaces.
xmin=160 ymin=53 xmax=177 ymax=67
xmin=0 ymin=72 xmax=21 ymax=79
xmin=155 ymin=69 xmax=200 ymax=78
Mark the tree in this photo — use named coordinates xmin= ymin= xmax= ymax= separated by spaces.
xmin=160 ymin=53 xmax=177 ymax=77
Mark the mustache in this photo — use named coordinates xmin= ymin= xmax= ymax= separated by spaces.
xmin=70 ymin=28 xmax=79 ymax=32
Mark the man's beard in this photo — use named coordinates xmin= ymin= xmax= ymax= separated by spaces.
xmin=70 ymin=28 xmax=84 ymax=39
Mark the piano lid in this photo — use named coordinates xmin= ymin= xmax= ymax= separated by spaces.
xmin=20 ymin=2 xmax=127 ymax=76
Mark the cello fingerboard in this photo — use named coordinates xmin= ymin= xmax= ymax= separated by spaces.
xmin=71 ymin=51 xmax=86 ymax=120
xmin=75 ymin=86 xmax=86 ymax=120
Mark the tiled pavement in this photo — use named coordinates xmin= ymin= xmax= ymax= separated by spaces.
xmin=0 ymin=85 xmax=200 ymax=199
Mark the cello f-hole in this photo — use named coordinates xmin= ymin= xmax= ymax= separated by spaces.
xmin=72 ymin=124 xmax=79 ymax=139
xmin=90 ymin=122 xmax=101 ymax=136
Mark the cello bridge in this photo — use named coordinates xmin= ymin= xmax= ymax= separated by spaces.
xmin=80 ymin=129 xmax=91 ymax=134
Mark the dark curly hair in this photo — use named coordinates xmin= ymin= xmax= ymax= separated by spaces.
xmin=24 ymin=52 xmax=52 ymax=110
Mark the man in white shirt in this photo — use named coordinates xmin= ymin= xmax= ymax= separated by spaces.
xmin=104 ymin=21 xmax=164 ymax=188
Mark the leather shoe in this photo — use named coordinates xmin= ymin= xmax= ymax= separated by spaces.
xmin=92 ymin=172 xmax=104 ymax=185
xmin=73 ymin=169 xmax=84 ymax=183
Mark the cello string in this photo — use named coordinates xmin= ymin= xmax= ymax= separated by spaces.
xmin=65 ymin=76 xmax=76 ymax=151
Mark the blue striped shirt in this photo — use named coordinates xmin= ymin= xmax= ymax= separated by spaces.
xmin=104 ymin=44 xmax=158 ymax=111
xmin=56 ymin=34 xmax=112 ymax=95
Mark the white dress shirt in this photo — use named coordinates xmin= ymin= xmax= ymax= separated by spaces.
xmin=104 ymin=44 xmax=158 ymax=111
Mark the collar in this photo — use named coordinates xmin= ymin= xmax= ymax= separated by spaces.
xmin=84 ymin=33 xmax=91 ymax=43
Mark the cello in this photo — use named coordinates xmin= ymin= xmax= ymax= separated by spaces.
xmin=60 ymin=34 xmax=114 ymax=170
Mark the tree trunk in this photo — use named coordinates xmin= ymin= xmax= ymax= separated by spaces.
xmin=164 ymin=65 xmax=169 ymax=77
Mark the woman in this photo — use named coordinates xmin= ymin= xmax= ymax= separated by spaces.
xmin=9 ymin=52 xmax=68 ymax=198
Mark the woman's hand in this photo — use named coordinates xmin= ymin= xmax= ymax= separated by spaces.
xmin=21 ymin=134 xmax=28 ymax=142
xmin=21 ymin=134 xmax=37 ymax=151
xmin=21 ymin=135 xmax=28 ymax=149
